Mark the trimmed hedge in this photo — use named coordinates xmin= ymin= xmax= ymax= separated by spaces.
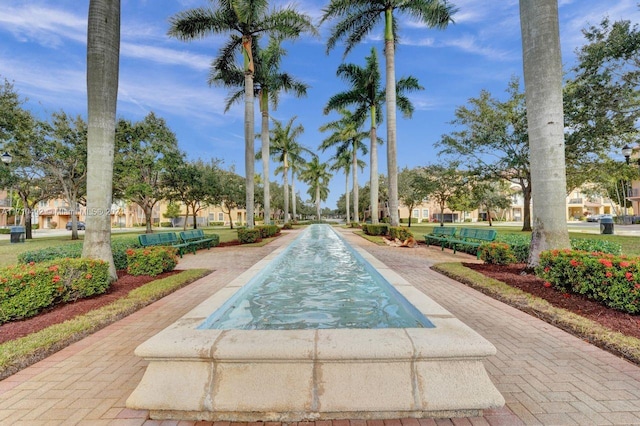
xmin=255 ymin=225 xmax=280 ymax=238
xmin=0 ymin=258 xmax=110 ymax=324
xmin=362 ymin=224 xmax=389 ymax=236
xmin=126 ymin=246 xmax=178 ymax=277
xmin=389 ymin=226 xmax=413 ymax=241
xmin=237 ymin=228 xmax=261 ymax=244
xmin=536 ymin=249 xmax=640 ymax=314
xmin=17 ymin=237 xmax=141 ymax=270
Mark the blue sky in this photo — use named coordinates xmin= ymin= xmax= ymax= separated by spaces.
xmin=1 ymin=0 xmax=639 ymax=209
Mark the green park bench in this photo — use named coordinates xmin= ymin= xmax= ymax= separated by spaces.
xmin=179 ymin=229 xmax=219 ymax=251
xmin=445 ymin=228 xmax=497 ymax=259
xmin=424 ymin=226 xmax=457 ymax=249
xmin=138 ymin=232 xmax=195 ymax=257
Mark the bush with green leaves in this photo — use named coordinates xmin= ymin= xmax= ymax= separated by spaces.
xmin=362 ymin=224 xmax=389 ymax=236
xmin=255 ymin=225 xmax=280 ymax=238
xmin=479 ymin=242 xmax=517 ymax=265
xmin=495 ymin=234 xmax=622 ymax=264
xmin=237 ymin=228 xmax=261 ymax=244
xmin=0 ymin=258 xmax=110 ymax=323
xmin=126 ymin=246 xmax=178 ymax=277
xmin=535 ymin=249 xmax=640 ymax=314
xmin=18 ymin=237 xmax=140 ymax=270
xmin=282 ymin=222 xmax=293 ymax=230
xmin=389 ymin=226 xmax=413 ymax=241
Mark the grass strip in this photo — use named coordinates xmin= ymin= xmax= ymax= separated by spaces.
xmin=432 ymin=262 xmax=640 ymax=366
xmin=0 ymin=268 xmax=210 ymax=380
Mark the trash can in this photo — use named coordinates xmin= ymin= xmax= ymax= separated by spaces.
xmin=599 ymin=217 xmax=614 ymax=235
xmin=10 ymin=226 xmax=25 ymax=243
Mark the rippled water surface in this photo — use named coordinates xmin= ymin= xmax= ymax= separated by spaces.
xmin=200 ymin=224 xmax=432 ymax=330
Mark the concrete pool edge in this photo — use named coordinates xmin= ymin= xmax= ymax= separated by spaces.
xmin=126 ymin=228 xmax=505 ymax=421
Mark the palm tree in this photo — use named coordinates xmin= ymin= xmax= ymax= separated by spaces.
xmin=321 ymin=0 xmax=456 ymax=226
xmin=300 ymin=156 xmax=332 ymax=220
xmin=324 ymin=47 xmax=422 ymax=223
xmin=269 ymin=116 xmax=312 ymax=223
xmin=519 ymin=0 xmax=570 ymax=266
xmin=319 ymin=108 xmax=368 ymax=222
xmin=330 ymin=148 xmax=352 ymax=223
xmin=168 ymin=0 xmax=315 ymax=228
xmin=83 ymin=0 xmax=120 ymax=281
xmin=212 ymin=37 xmax=309 ymax=225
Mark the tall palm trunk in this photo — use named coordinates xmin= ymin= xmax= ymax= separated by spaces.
xmin=291 ymin=171 xmax=297 ymax=221
xmin=315 ymin=186 xmax=321 ymax=220
xmin=260 ymin=89 xmax=270 ymax=224
xmin=283 ymin=157 xmax=290 ymax=223
xmin=345 ymin=170 xmax=351 ymax=223
xmin=369 ymin=106 xmax=379 ymax=224
xmin=352 ymin=141 xmax=359 ymax=222
xmin=243 ymin=35 xmax=255 ymax=228
xmin=83 ymin=0 xmax=119 ymax=281
xmin=519 ymin=0 xmax=570 ymax=266
xmin=384 ymin=9 xmax=399 ymax=226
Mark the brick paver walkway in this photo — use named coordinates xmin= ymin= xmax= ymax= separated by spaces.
xmin=1 ymin=228 xmax=640 ymax=425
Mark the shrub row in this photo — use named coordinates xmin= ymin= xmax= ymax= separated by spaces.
xmin=126 ymin=246 xmax=178 ymax=277
xmin=0 ymin=258 xmax=110 ymax=324
xmin=255 ymin=225 xmax=280 ymax=238
xmin=237 ymin=228 xmax=261 ymax=244
xmin=361 ymin=224 xmax=414 ymax=240
xmin=18 ymin=237 xmax=141 ymax=270
xmin=495 ymin=234 xmax=622 ymax=264
xmin=535 ymin=249 xmax=640 ymax=314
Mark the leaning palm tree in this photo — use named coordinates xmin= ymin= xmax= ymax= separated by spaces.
xmin=321 ymin=0 xmax=456 ymax=226
xmin=169 ymin=0 xmax=315 ymax=228
xmin=324 ymin=47 xmax=423 ymax=223
xmin=300 ymin=156 xmax=332 ymax=220
xmin=213 ymin=37 xmax=309 ymax=225
xmin=519 ymin=0 xmax=570 ymax=266
xmin=83 ymin=0 xmax=120 ymax=281
xmin=269 ymin=116 xmax=312 ymax=223
xmin=319 ymin=108 xmax=368 ymax=222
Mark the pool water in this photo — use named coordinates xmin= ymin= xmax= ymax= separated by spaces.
xmin=198 ymin=224 xmax=433 ymax=330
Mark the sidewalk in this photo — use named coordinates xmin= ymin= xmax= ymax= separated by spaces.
xmin=1 ymin=228 xmax=640 ymax=425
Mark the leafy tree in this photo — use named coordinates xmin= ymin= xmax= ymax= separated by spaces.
xmin=0 ymin=79 xmax=54 ymax=239
xmin=219 ymin=167 xmax=245 ymax=229
xmin=163 ymin=160 xmax=215 ymax=230
xmin=39 ymin=112 xmax=88 ymax=240
xmin=519 ymin=0 xmax=570 ymax=266
xmin=324 ymin=47 xmax=422 ymax=224
xmin=319 ymin=108 xmax=368 ymax=222
xmin=169 ymin=0 xmax=316 ymax=229
xmin=300 ymin=156 xmax=331 ymax=220
xmin=564 ymin=16 xmax=640 ymax=190
xmin=163 ymin=202 xmax=182 ymax=227
xmin=322 ymin=0 xmax=456 ymax=226
xmin=470 ymin=179 xmax=513 ymax=226
xmin=437 ymin=78 xmax=532 ymax=231
xmin=83 ymin=0 xmax=120 ymax=281
xmin=397 ymin=167 xmax=430 ymax=227
xmin=114 ymin=112 xmax=184 ymax=233
xmin=414 ymin=162 xmax=461 ymax=226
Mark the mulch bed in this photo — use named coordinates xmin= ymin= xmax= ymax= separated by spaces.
xmin=464 ymin=262 xmax=640 ymax=340
xmin=0 ymin=270 xmax=180 ymax=344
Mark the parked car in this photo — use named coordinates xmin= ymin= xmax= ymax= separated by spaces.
xmin=65 ymin=221 xmax=86 ymax=230
xmin=586 ymin=214 xmax=613 ymax=223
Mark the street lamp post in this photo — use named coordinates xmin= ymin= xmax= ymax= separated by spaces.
xmin=622 ymin=145 xmax=640 ymax=223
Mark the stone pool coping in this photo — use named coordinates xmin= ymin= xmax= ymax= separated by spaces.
xmin=127 ymin=227 xmax=505 ymax=421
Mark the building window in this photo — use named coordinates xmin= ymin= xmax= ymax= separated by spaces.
xmin=412 ymin=209 xmax=419 ymax=218
xmin=422 ymin=209 xmax=429 ymax=218
xmin=218 ymin=212 xmax=224 ymax=222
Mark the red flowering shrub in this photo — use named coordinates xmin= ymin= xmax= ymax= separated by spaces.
xmin=126 ymin=246 xmax=178 ymax=277
xmin=0 ymin=258 xmax=110 ymax=323
xmin=479 ymin=242 xmax=517 ymax=265
xmin=535 ymin=250 xmax=640 ymax=314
